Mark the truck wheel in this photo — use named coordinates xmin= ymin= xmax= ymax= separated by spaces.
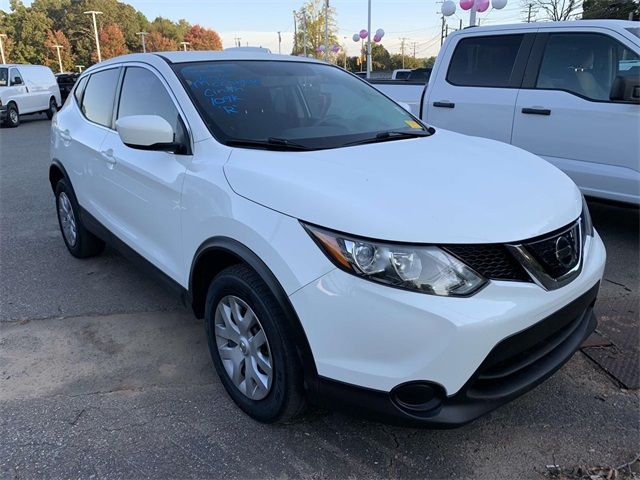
xmin=46 ymin=97 xmax=57 ymax=120
xmin=55 ymin=178 xmax=105 ymax=258
xmin=5 ymin=103 xmax=19 ymax=128
xmin=204 ymin=264 xmax=306 ymax=423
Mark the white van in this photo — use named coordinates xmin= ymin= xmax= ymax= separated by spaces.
xmin=421 ymin=20 xmax=640 ymax=205
xmin=0 ymin=64 xmax=62 ymax=127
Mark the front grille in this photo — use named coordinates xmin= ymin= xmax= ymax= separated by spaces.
xmin=523 ymin=222 xmax=581 ymax=279
xmin=444 ymin=244 xmax=531 ymax=282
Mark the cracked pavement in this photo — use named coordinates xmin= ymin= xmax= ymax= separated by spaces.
xmin=1 ymin=116 xmax=638 ymax=479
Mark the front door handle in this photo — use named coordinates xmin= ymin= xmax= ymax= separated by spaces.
xmin=59 ymin=129 xmax=72 ymax=142
xmin=522 ymin=107 xmax=551 ymax=116
xmin=100 ymin=149 xmax=117 ymax=168
xmin=433 ymin=101 xmax=455 ymax=108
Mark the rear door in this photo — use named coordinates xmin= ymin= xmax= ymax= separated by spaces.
xmin=512 ymin=28 xmax=640 ymax=203
xmin=98 ymin=65 xmax=190 ymax=281
xmin=425 ymin=31 xmax=534 ymax=144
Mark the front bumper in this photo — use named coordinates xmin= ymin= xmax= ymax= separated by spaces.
xmin=290 ymin=232 xmax=606 ymax=426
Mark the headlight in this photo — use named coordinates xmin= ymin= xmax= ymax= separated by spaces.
xmin=303 ymin=223 xmax=487 ymax=297
xmin=581 ymin=195 xmax=594 ymax=239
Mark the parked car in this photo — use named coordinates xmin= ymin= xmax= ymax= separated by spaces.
xmin=55 ymin=72 xmax=79 ymax=105
xmin=391 ymin=68 xmax=412 ymax=80
xmin=377 ymin=20 xmax=640 ymax=205
xmin=0 ymin=64 xmax=61 ymax=127
xmin=50 ymin=51 xmax=605 ymax=427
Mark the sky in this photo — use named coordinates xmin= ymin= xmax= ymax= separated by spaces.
xmin=2 ymin=0 xmax=530 ymax=57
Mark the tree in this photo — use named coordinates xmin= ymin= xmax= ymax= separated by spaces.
xmin=149 ymin=16 xmax=189 ymax=43
xmin=96 ymin=23 xmax=128 ymax=61
xmin=523 ymin=0 xmax=583 ymax=20
xmin=582 ymin=0 xmax=638 ymax=19
xmin=44 ymin=29 xmax=74 ymax=72
xmin=371 ymin=43 xmax=391 ymax=70
xmin=184 ymin=24 xmax=222 ymax=51
xmin=146 ymin=31 xmax=178 ymax=52
xmin=5 ymin=0 xmax=52 ymax=64
xmin=389 ymin=54 xmax=425 ymax=70
xmin=293 ymin=0 xmax=339 ymax=59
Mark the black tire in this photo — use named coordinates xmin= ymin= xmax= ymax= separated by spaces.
xmin=4 ymin=103 xmax=19 ymax=127
xmin=204 ymin=264 xmax=306 ymax=423
xmin=46 ymin=97 xmax=57 ymax=120
xmin=54 ymin=178 xmax=105 ymax=258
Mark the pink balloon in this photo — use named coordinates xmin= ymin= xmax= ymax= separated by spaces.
xmin=476 ymin=0 xmax=490 ymax=12
xmin=331 ymin=45 xmax=340 ymax=53
xmin=359 ymin=29 xmax=368 ymax=39
xmin=373 ymin=34 xmax=382 ymax=43
xmin=460 ymin=0 xmax=474 ymax=10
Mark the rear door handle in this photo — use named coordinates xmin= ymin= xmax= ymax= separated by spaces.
xmin=433 ymin=101 xmax=455 ymax=108
xmin=522 ymin=107 xmax=551 ymax=116
xmin=100 ymin=149 xmax=117 ymax=168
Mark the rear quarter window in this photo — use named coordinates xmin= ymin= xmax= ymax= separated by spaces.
xmin=80 ymin=68 xmax=120 ymax=128
xmin=447 ymin=34 xmax=524 ymax=87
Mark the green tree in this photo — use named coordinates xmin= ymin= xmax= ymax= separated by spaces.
xmin=582 ymin=0 xmax=638 ymax=18
xmin=293 ymin=0 xmax=338 ymax=59
xmin=184 ymin=24 xmax=223 ymax=51
xmin=5 ymin=0 xmax=52 ymax=64
xmin=149 ymin=16 xmax=189 ymax=43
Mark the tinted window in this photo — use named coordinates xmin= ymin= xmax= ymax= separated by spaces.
xmin=73 ymin=76 xmax=88 ymax=105
xmin=9 ymin=68 xmax=22 ymax=85
xmin=447 ymin=35 xmax=524 ymax=87
xmin=536 ymin=33 xmax=640 ymax=102
xmin=0 ymin=68 xmax=7 ymax=87
xmin=82 ymin=68 xmax=120 ymax=127
xmin=175 ymin=61 xmax=424 ymax=150
xmin=117 ymin=67 xmax=182 ymax=135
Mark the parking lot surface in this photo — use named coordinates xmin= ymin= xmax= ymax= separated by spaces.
xmin=1 ymin=116 xmax=638 ymax=479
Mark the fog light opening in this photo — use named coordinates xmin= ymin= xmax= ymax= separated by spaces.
xmin=391 ymin=382 xmax=444 ymax=414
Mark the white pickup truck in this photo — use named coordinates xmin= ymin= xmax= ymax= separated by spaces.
xmin=375 ymin=20 xmax=640 ymax=205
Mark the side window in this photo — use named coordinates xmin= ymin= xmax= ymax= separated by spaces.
xmin=9 ymin=68 xmax=22 ymax=86
xmin=447 ymin=35 xmax=524 ymax=87
xmin=536 ymin=33 xmax=640 ymax=102
xmin=73 ymin=76 xmax=88 ymax=105
xmin=117 ymin=67 xmax=186 ymax=145
xmin=81 ymin=68 xmax=120 ymax=128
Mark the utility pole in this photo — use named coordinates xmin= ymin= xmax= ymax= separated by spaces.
xmin=302 ymin=10 xmax=307 ymax=57
xmin=440 ymin=14 xmax=445 ymax=46
xmin=412 ymin=41 xmax=417 ymax=58
xmin=180 ymin=41 xmax=190 ymax=51
xmin=137 ymin=32 xmax=148 ymax=53
xmin=469 ymin=3 xmax=477 ymax=26
xmin=277 ymin=31 xmax=282 ymax=54
xmin=293 ymin=11 xmax=297 ymax=54
xmin=52 ymin=44 xmax=64 ymax=73
xmin=0 ymin=33 xmax=7 ymax=64
xmin=366 ymin=0 xmax=372 ymax=79
xmin=445 ymin=24 xmax=449 ymax=38
xmin=84 ymin=10 xmax=103 ymax=63
xmin=343 ymin=37 xmax=348 ymax=69
xmin=459 ymin=19 xmax=463 ymax=30
xmin=234 ymin=37 xmax=241 ymax=48
xmin=324 ymin=0 xmax=329 ymax=61
xmin=400 ymin=37 xmax=407 ymax=68
xmin=527 ymin=3 xmax=533 ymax=22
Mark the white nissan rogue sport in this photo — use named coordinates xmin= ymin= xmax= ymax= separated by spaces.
xmin=50 ymin=51 xmax=606 ymax=427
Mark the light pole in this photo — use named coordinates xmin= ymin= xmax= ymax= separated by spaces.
xmin=277 ymin=31 xmax=282 ymax=54
xmin=84 ymin=11 xmax=103 ymax=63
xmin=324 ymin=0 xmax=329 ymax=61
xmin=137 ymin=31 xmax=148 ymax=53
xmin=302 ymin=9 xmax=307 ymax=57
xmin=180 ymin=41 xmax=190 ymax=51
xmin=76 ymin=65 xmax=84 ymax=73
xmin=52 ymin=44 xmax=64 ymax=73
xmin=0 ymin=34 xmax=7 ymax=64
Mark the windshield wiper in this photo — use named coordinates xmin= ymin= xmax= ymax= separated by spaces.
xmin=342 ymin=129 xmax=432 ymax=147
xmin=225 ymin=137 xmax=313 ymax=151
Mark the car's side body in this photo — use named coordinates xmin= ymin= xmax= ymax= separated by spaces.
xmin=50 ymin=51 xmax=606 ymax=426
xmin=0 ymin=64 xmax=61 ymax=122
xmin=422 ymin=20 xmax=640 ymax=205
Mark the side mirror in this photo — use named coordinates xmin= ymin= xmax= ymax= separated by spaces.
xmin=12 ymin=77 xmax=23 ymax=85
xmin=610 ymin=73 xmax=640 ymax=104
xmin=116 ymin=115 xmax=179 ymax=152
xmin=397 ymin=101 xmax=412 ymax=112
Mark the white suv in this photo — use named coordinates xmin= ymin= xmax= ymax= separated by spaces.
xmin=50 ymin=51 xmax=606 ymax=426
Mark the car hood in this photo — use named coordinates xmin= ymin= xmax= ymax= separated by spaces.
xmin=223 ymin=129 xmax=582 ymax=244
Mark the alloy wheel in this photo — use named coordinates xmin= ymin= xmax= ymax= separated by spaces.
xmin=214 ymin=295 xmax=273 ymax=400
xmin=57 ymin=192 xmax=77 ymax=247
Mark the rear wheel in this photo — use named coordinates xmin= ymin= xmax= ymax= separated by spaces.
xmin=46 ymin=97 xmax=57 ymax=120
xmin=55 ymin=178 xmax=105 ymax=258
xmin=204 ymin=264 xmax=306 ymax=423
xmin=4 ymin=103 xmax=19 ymax=128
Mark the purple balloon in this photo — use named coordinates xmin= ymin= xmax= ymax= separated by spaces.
xmin=476 ymin=0 xmax=489 ymax=11
xmin=460 ymin=0 xmax=474 ymax=10
xmin=373 ymin=34 xmax=382 ymax=43
xmin=359 ymin=29 xmax=368 ymax=39
xmin=331 ymin=45 xmax=341 ymax=53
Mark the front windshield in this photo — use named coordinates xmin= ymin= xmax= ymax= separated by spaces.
xmin=0 ymin=68 xmax=7 ymax=87
xmin=174 ymin=60 xmax=427 ymax=149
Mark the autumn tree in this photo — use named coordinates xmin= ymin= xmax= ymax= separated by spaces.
xmin=146 ymin=31 xmax=178 ymax=52
xmin=44 ymin=29 xmax=74 ymax=72
xmin=293 ymin=0 xmax=338 ymax=59
xmin=184 ymin=24 xmax=223 ymax=51
xmin=95 ymin=23 xmax=128 ymax=61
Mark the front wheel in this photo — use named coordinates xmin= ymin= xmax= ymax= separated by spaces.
xmin=204 ymin=264 xmax=306 ymax=423
xmin=46 ymin=97 xmax=57 ymax=120
xmin=4 ymin=103 xmax=19 ymax=127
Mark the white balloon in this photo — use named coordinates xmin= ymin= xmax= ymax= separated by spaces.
xmin=352 ymin=33 xmax=360 ymax=42
xmin=441 ymin=0 xmax=456 ymax=16
xmin=491 ymin=0 xmax=508 ymax=9
xmin=375 ymin=28 xmax=385 ymax=38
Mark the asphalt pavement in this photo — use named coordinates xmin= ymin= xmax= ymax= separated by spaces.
xmin=1 ymin=115 xmax=638 ymax=479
